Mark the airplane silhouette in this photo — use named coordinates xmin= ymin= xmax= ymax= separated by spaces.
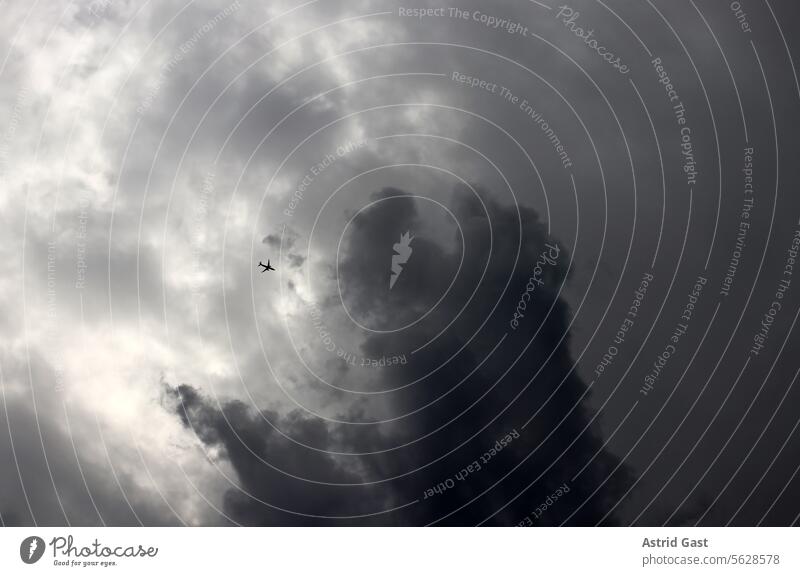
xmin=258 ymin=260 xmax=275 ymax=272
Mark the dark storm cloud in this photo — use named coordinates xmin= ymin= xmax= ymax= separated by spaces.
xmin=166 ymin=188 xmax=632 ymax=525
xmin=162 ymin=383 xmax=386 ymax=524
xmin=336 ymin=187 xmax=456 ymax=323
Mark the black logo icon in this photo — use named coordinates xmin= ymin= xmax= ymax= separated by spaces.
xmin=20 ymin=536 xmax=45 ymax=564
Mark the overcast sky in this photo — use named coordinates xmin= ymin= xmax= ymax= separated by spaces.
xmin=1 ymin=0 xmax=800 ymax=526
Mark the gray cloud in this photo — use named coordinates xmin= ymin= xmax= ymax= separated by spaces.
xmin=2 ymin=0 xmax=800 ymax=527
